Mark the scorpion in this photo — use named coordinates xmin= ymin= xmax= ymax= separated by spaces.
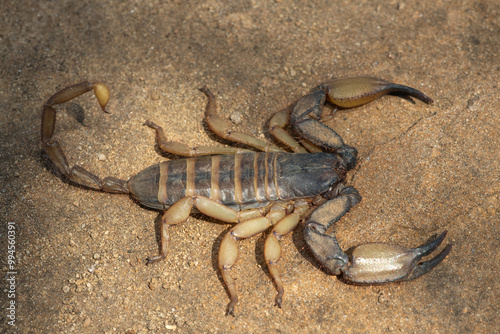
xmin=41 ymin=75 xmax=452 ymax=316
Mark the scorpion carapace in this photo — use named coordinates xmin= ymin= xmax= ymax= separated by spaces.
xmin=41 ymin=76 xmax=451 ymax=316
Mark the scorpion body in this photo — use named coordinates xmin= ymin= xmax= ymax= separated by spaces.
xmin=128 ymin=152 xmax=344 ymax=211
xmin=41 ymin=76 xmax=451 ymax=316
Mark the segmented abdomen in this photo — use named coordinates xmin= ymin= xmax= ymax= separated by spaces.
xmin=128 ymin=152 xmax=341 ymax=210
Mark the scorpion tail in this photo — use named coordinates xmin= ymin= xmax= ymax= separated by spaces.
xmin=41 ymin=81 xmax=129 ymax=194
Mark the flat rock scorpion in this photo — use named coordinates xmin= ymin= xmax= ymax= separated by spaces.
xmin=41 ymin=75 xmax=451 ymax=315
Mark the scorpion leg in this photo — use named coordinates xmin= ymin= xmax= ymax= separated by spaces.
xmin=269 ymin=109 xmax=324 ymax=153
xmin=296 ymin=139 xmax=324 ymax=153
xmin=264 ymin=201 xmax=309 ymax=308
xmin=200 ymin=88 xmax=284 ymax=153
xmin=147 ymin=196 xmax=274 ymax=263
xmin=41 ymin=81 xmax=128 ymax=193
xmin=143 ymin=120 xmax=253 ymax=156
xmin=269 ymin=109 xmax=308 ymax=153
xmin=146 ymin=196 xmax=195 ymax=263
xmin=219 ymin=202 xmax=291 ymax=316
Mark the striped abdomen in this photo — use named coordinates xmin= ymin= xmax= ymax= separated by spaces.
xmin=128 ymin=152 xmax=342 ymax=210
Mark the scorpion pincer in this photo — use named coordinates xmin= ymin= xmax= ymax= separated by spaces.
xmin=41 ymin=75 xmax=451 ymax=316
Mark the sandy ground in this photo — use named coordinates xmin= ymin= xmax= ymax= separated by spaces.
xmin=1 ymin=0 xmax=499 ymax=333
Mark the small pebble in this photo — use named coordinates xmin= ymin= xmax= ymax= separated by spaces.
xmin=230 ymin=111 xmax=242 ymax=124
xmin=165 ymin=323 xmax=177 ymax=330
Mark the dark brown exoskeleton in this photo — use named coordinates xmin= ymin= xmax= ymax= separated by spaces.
xmin=41 ymin=76 xmax=451 ymax=316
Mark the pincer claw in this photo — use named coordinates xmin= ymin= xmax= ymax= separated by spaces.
xmin=323 ymin=75 xmax=434 ymax=108
xmin=342 ymin=231 xmax=451 ymax=284
xmin=400 ymin=231 xmax=452 ymax=281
